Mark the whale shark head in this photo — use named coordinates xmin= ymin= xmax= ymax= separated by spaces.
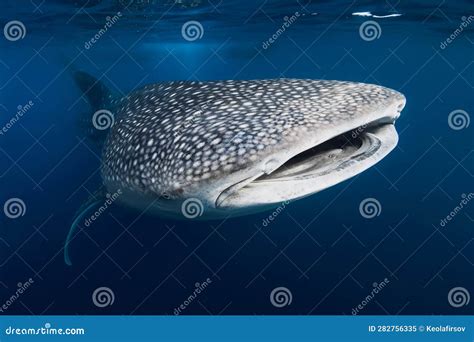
xmin=98 ymin=79 xmax=405 ymax=218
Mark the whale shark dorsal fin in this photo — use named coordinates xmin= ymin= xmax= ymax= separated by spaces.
xmin=64 ymin=187 xmax=107 ymax=266
xmin=73 ymin=71 xmax=117 ymax=145
xmin=73 ymin=71 xmax=114 ymax=110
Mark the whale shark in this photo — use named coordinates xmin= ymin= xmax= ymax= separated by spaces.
xmin=65 ymin=71 xmax=406 ymax=264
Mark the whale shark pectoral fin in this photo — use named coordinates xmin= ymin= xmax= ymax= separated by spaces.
xmin=64 ymin=188 xmax=106 ymax=266
xmin=72 ymin=71 xmax=117 ymax=146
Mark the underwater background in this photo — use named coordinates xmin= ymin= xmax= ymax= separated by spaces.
xmin=0 ymin=0 xmax=473 ymax=315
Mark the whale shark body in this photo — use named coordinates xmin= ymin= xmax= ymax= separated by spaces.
xmin=65 ymin=72 xmax=406 ymax=263
xmin=78 ymin=73 xmax=406 ymax=218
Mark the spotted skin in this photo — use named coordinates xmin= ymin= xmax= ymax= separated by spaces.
xmin=101 ymin=79 xmax=400 ymax=199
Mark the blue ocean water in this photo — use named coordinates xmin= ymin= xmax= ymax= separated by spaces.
xmin=0 ymin=0 xmax=473 ymax=315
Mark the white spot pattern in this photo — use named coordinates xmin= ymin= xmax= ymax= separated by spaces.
xmin=101 ymin=79 xmax=399 ymax=197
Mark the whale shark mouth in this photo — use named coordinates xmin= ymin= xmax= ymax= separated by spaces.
xmin=216 ymin=119 xmax=398 ymax=208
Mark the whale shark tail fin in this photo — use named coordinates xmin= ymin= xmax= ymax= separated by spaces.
xmin=72 ymin=71 xmax=117 ymax=145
